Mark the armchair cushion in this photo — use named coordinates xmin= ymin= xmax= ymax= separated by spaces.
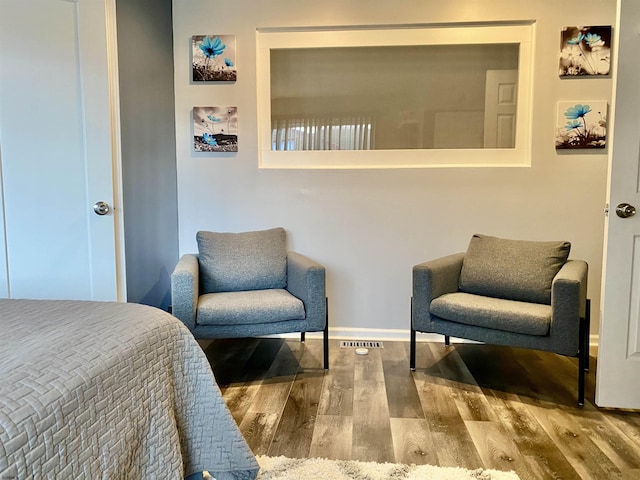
xmin=197 ymin=227 xmax=287 ymax=293
xmin=459 ymin=234 xmax=571 ymax=305
xmin=196 ymin=289 xmax=305 ymax=326
xmin=430 ymin=292 xmax=552 ymax=336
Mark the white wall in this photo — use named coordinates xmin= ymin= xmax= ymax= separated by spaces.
xmin=172 ymin=0 xmax=614 ymax=338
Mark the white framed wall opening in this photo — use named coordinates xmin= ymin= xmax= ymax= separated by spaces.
xmin=257 ymin=23 xmax=535 ymax=169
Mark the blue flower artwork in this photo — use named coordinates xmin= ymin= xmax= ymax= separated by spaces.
xmin=555 ymin=101 xmax=607 ymax=150
xmin=202 ymin=133 xmax=218 ymax=146
xmin=192 ymin=35 xmax=237 ymax=82
xmin=199 ymin=36 xmax=226 ymax=58
xmin=559 ymin=26 xmax=611 ymax=77
xmin=193 ymin=106 xmax=239 ymax=152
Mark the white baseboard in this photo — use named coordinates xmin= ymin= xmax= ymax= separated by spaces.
xmin=279 ymin=327 xmax=481 ymax=343
xmin=276 ymin=327 xmax=600 ymax=347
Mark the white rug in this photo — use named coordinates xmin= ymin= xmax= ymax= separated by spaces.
xmin=254 ymin=455 xmax=521 ymax=480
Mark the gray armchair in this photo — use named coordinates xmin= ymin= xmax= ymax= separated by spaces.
xmin=171 ymin=227 xmax=328 ymax=369
xmin=411 ymin=234 xmax=589 ymax=405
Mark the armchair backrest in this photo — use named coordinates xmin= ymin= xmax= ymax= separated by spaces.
xmin=196 ymin=227 xmax=287 ymax=293
xmin=458 ymin=234 xmax=571 ymax=305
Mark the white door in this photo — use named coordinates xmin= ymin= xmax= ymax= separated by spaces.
xmin=596 ymin=0 xmax=640 ymax=408
xmin=0 ymin=0 xmax=124 ymax=301
xmin=483 ymin=69 xmax=518 ymax=148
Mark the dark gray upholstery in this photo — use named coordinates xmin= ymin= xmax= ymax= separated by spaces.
xmin=459 ymin=234 xmax=571 ymax=304
xmin=411 ymin=235 xmax=589 ymax=405
xmin=196 ymin=228 xmax=287 ymax=293
xmin=172 ymin=228 xmax=329 ymax=369
xmin=197 ymin=289 xmax=305 ymax=326
xmin=430 ymin=292 xmax=552 ymax=336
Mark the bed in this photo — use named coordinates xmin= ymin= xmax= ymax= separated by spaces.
xmin=0 ymin=299 xmax=259 ymax=479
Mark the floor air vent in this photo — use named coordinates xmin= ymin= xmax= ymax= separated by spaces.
xmin=340 ymin=340 xmax=384 ymax=349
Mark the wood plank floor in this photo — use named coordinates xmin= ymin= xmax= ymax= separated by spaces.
xmin=201 ymin=337 xmax=640 ymax=480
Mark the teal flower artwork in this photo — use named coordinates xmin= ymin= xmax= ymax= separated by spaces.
xmin=566 ymin=34 xmax=584 ymax=45
xmin=193 ymin=106 xmax=239 ymax=153
xmin=192 ymin=35 xmax=237 ymax=82
xmin=564 ymin=104 xmax=592 ymax=120
xmin=584 ymin=33 xmax=603 ymax=47
xmin=199 ymin=36 xmax=225 ymax=58
xmin=556 ymin=101 xmax=607 ymax=150
xmin=559 ymin=26 xmax=611 ymax=76
xmin=202 ymin=133 xmax=217 ymax=146
xmin=565 ymin=120 xmax=582 ymax=131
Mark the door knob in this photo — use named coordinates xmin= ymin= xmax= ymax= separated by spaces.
xmin=615 ymin=203 xmax=636 ymax=218
xmin=93 ymin=201 xmax=111 ymax=216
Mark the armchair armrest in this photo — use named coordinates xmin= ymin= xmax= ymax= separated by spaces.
xmin=286 ymin=251 xmax=326 ymax=331
xmin=412 ymin=253 xmax=465 ymax=327
xmin=413 ymin=253 xmax=465 ymax=300
xmin=171 ymin=254 xmax=199 ymax=331
xmin=550 ymin=259 xmax=588 ymax=354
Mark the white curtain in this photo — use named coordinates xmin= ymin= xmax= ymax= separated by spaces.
xmin=272 ymin=115 xmax=375 ymax=151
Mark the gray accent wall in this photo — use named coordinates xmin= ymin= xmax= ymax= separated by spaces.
xmin=116 ymin=0 xmax=178 ymax=310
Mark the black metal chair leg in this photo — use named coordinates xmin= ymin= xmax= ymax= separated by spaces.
xmin=578 ymin=354 xmax=586 ymax=407
xmin=410 ymin=297 xmax=416 ymax=370
xmin=578 ymin=312 xmax=587 ymax=407
xmin=301 ymin=332 xmax=305 ymax=343
xmin=584 ymin=299 xmax=591 ymax=372
xmin=445 ymin=335 xmax=451 ymax=346
xmin=323 ymin=298 xmax=329 ymax=370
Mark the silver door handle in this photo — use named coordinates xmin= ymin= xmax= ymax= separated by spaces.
xmin=93 ymin=201 xmax=111 ymax=216
xmin=615 ymin=203 xmax=636 ymax=218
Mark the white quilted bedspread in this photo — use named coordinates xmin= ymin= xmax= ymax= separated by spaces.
xmin=0 ymin=299 xmax=259 ymax=480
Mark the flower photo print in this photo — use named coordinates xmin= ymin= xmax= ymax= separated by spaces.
xmin=192 ymin=35 xmax=236 ymax=82
xmin=559 ymin=26 xmax=611 ymax=77
xmin=193 ymin=106 xmax=238 ymax=152
xmin=555 ymin=101 xmax=607 ymax=150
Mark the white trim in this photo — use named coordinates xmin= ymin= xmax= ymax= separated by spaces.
xmin=297 ymin=327 xmax=480 ymax=343
xmin=270 ymin=328 xmax=445 ymax=342
xmin=257 ymin=22 xmax=534 ymax=169
xmin=0 ymin=141 xmax=9 ymax=298
xmin=275 ymin=327 xmax=600 ymax=347
xmin=105 ymin=0 xmax=127 ymax=301
xmin=258 ymin=149 xmax=531 ymax=170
